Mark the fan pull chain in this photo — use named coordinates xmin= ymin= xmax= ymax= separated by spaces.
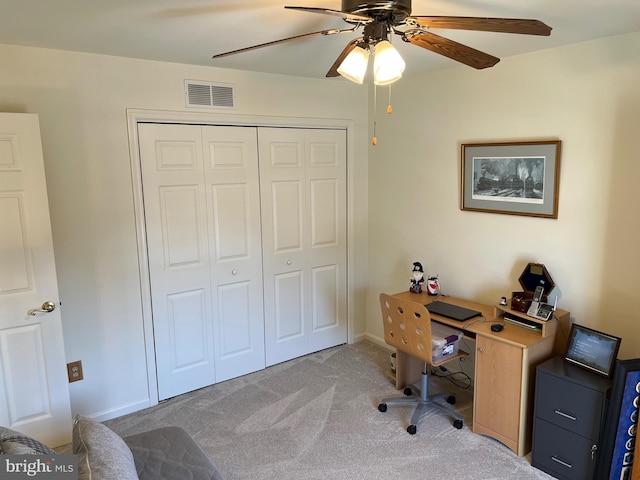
xmin=372 ymin=84 xmax=377 ymax=145
xmin=387 ymin=85 xmax=393 ymax=114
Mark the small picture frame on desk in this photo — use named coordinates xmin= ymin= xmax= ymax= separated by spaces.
xmin=460 ymin=140 xmax=561 ymax=218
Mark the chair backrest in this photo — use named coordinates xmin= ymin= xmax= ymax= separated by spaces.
xmin=380 ymin=293 xmax=435 ymax=365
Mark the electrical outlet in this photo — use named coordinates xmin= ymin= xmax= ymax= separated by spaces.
xmin=67 ymin=361 xmax=83 ymax=383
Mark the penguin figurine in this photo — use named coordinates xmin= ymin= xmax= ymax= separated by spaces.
xmin=410 ymin=262 xmax=425 ymax=293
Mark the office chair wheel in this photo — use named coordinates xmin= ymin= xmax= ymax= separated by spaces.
xmin=407 ymin=425 xmax=417 ymax=435
xmin=453 ymin=419 xmax=463 ymax=429
xmin=377 ymin=403 xmax=387 ymax=412
xmin=446 ymin=395 xmax=456 ymax=405
xmin=403 ymin=387 xmax=413 ymax=396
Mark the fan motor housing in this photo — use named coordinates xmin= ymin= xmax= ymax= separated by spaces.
xmin=343 ymin=0 xmax=412 ymax=24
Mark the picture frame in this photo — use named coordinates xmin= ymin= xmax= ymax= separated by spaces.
xmin=594 ymin=358 xmax=640 ymax=480
xmin=563 ymin=323 xmax=622 ymax=378
xmin=460 ymin=140 xmax=561 ymax=218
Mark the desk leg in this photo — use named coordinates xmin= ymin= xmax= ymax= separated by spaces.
xmin=394 ymin=350 xmax=424 ymax=389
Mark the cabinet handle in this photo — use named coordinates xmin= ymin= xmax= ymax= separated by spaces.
xmin=554 ymin=409 xmax=577 ymax=421
xmin=478 ymin=348 xmax=484 ymax=353
xmin=551 ymin=456 xmax=573 ymax=469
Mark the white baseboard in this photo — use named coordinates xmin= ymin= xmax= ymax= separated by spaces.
xmin=85 ymin=399 xmax=154 ymax=422
xmin=361 ymin=332 xmax=394 ymax=352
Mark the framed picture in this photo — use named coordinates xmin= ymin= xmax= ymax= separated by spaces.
xmin=594 ymin=358 xmax=640 ymax=480
xmin=460 ymin=140 xmax=561 ymax=218
xmin=563 ymin=323 xmax=622 ymax=377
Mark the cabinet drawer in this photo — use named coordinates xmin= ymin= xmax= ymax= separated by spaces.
xmin=532 ymin=419 xmax=596 ymax=480
xmin=536 ymin=371 xmax=603 ymax=439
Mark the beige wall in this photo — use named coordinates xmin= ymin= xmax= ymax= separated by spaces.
xmin=2 ymin=30 xmax=639 ymax=421
xmin=0 ymin=44 xmax=370 ymax=420
xmin=366 ymin=31 xmax=640 ymax=360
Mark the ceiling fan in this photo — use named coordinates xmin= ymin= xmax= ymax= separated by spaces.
xmin=212 ymin=0 xmax=552 ymax=83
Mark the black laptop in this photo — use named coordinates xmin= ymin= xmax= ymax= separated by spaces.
xmin=426 ymin=301 xmax=482 ymax=322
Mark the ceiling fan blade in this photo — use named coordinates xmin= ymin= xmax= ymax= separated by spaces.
xmin=411 ymin=16 xmax=551 ymax=36
xmin=212 ymin=28 xmax=351 ymax=59
xmin=405 ymin=31 xmax=500 ymax=69
xmin=326 ymin=38 xmax=361 ymax=78
xmin=285 ymin=6 xmax=372 ymax=22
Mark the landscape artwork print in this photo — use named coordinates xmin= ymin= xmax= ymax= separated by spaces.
xmin=472 ymin=156 xmax=545 ymax=204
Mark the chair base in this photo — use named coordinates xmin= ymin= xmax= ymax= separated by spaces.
xmin=378 ymin=365 xmax=464 ymax=434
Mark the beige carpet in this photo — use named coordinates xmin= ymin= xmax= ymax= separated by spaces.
xmin=60 ymin=342 xmax=553 ymax=480
xmin=88 ymin=341 xmax=554 ymax=480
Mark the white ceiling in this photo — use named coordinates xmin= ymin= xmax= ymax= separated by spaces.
xmin=1 ymin=0 xmax=639 ymax=79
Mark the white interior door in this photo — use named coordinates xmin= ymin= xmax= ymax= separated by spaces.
xmin=139 ymin=123 xmax=265 ymax=400
xmin=259 ymin=127 xmax=347 ymax=366
xmin=0 ymin=113 xmax=72 ymax=447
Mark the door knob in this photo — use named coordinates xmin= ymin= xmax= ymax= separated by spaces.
xmin=27 ymin=301 xmax=56 ymax=316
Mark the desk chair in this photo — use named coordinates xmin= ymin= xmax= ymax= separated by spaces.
xmin=377 ymin=293 xmax=468 ymax=434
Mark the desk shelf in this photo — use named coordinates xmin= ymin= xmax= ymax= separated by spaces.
xmin=389 ymin=348 xmax=469 ymax=389
xmin=494 ymin=300 xmax=571 ymax=356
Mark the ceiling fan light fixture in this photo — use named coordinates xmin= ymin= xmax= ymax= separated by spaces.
xmin=337 ymin=45 xmax=370 ymax=84
xmin=373 ymin=40 xmax=405 ymax=85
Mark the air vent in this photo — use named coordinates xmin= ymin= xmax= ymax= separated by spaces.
xmin=185 ymin=80 xmax=235 ymax=109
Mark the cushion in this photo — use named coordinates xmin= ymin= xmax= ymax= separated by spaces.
xmin=72 ymin=415 xmax=138 ymax=480
xmin=2 ymin=440 xmax=42 ymax=454
xmin=124 ymin=426 xmax=224 ymax=480
xmin=0 ymin=426 xmax=56 ymax=455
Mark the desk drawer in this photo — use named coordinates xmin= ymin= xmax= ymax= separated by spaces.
xmin=536 ymin=371 xmax=604 ymax=439
xmin=532 ymin=419 xmax=596 ymax=480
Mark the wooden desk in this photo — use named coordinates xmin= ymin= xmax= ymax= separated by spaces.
xmin=389 ymin=291 xmax=567 ymax=457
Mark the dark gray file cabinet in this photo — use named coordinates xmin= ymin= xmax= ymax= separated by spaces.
xmin=531 ymin=356 xmax=611 ymax=480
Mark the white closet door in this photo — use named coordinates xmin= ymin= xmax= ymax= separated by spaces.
xmin=139 ymin=124 xmax=264 ymax=400
xmin=201 ymin=126 xmax=265 ymax=382
xmin=259 ymin=128 xmax=347 ymax=366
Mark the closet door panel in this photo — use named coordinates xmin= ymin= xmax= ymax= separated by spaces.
xmin=271 ymin=181 xmax=303 ymax=252
xmin=217 ymin=281 xmax=252 ymax=355
xmin=305 ymin=129 xmax=347 ymax=350
xmin=310 ymin=179 xmax=338 ymax=247
xmin=212 ymin=184 xmax=250 ymax=260
xmin=166 ymin=289 xmax=209 ymax=370
xmin=160 ymin=186 xmax=203 ymax=266
xmin=202 ymin=126 xmax=265 ymax=382
xmin=274 ymin=271 xmax=305 ymax=341
xmin=139 ymin=124 xmax=215 ymax=401
xmin=260 ymin=129 xmax=309 ymax=364
xmin=312 ymin=265 xmax=339 ymax=331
